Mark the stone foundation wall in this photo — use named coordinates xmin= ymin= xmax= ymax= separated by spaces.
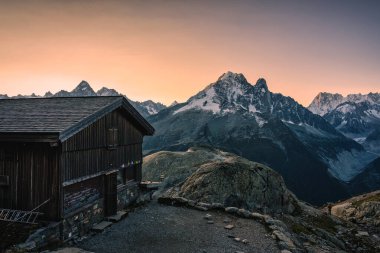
xmin=15 ymin=181 xmax=141 ymax=251
xmin=62 ymin=200 xmax=104 ymax=241
xmin=117 ymin=181 xmax=140 ymax=209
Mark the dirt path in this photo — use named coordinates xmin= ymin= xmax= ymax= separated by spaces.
xmin=77 ymin=201 xmax=279 ymax=253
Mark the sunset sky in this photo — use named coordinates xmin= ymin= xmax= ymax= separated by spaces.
xmin=0 ymin=0 xmax=379 ymax=106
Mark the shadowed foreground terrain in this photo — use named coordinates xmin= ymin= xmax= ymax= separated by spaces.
xmin=78 ymin=202 xmax=279 ymax=253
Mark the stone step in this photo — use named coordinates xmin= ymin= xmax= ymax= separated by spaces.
xmin=91 ymin=221 xmax=113 ymax=232
xmin=106 ymin=211 xmax=128 ymax=223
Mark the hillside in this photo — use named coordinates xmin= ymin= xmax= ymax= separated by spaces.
xmin=143 ymin=72 xmax=376 ymax=204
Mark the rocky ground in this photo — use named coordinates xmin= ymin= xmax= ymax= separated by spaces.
xmin=76 ymin=201 xmax=280 ymax=253
xmin=46 ymin=148 xmax=380 ymax=253
xmin=327 ymin=190 xmax=380 ymax=236
xmin=143 ymin=147 xmax=380 ymax=252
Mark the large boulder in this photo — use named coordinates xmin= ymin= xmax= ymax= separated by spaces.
xmin=143 ymin=147 xmax=234 ymax=187
xmin=177 ymin=158 xmax=298 ymax=214
xmin=143 ymin=147 xmax=299 ymax=214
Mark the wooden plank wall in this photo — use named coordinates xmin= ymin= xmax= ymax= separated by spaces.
xmin=0 ymin=143 xmax=60 ymax=220
xmin=61 ymin=109 xmax=144 ymax=182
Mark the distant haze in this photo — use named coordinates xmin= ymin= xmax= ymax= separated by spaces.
xmin=0 ymin=0 xmax=379 ymax=105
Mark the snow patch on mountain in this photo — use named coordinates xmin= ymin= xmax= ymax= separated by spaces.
xmin=254 ymin=115 xmax=267 ymax=127
xmin=174 ymin=86 xmax=220 ymax=115
xmin=354 ymin=137 xmax=366 ymax=144
xmin=365 ymin=108 xmax=380 ymax=118
xmin=248 ymin=104 xmax=258 ymax=113
xmin=336 ymin=103 xmax=356 ymax=114
xmin=323 ymin=150 xmax=377 ymax=182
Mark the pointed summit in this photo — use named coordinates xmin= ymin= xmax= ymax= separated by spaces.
xmin=170 ymin=100 xmax=179 ymax=107
xmin=44 ymin=91 xmax=53 ymax=97
xmin=308 ymin=92 xmax=344 ymax=116
xmin=217 ymin=71 xmax=248 ymax=84
xmin=254 ymin=78 xmax=269 ymax=92
xmin=71 ymin=80 xmax=96 ymax=96
xmin=97 ymin=87 xmax=119 ymax=96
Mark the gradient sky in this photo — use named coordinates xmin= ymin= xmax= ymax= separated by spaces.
xmin=0 ymin=0 xmax=379 ymax=106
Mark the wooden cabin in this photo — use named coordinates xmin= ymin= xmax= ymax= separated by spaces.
xmin=0 ymin=96 xmax=154 ymax=224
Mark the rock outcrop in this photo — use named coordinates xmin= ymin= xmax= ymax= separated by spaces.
xmin=144 ymin=147 xmax=298 ymax=214
xmin=329 ymin=190 xmax=380 ymax=229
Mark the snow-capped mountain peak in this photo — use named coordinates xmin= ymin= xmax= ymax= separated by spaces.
xmin=308 ymin=92 xmax=344 ymax=116
xmin=217 ymin=71 xmax=248 ymax=83
xmin=174 ymin=72 xmax=267 ymax=115
xmin=96 ymin=87 xmax=119 ymax=96
xmin=173 ymin=72 xmax=276 ymax=118
xmin=309 ymin=91 xmax=380 ymax=154
xmin=308 ymin=92 xmax=380 ymax=116
xmin=254 ymin=78 xmax=269 ymax=93
xmin=71 ymin=81 xmax=96 ymax=96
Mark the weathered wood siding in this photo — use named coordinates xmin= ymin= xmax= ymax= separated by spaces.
xmin=61 ymin=108 xmax=143 ymax=182
xmin=0 ymin=143 xmax=60 ymax=220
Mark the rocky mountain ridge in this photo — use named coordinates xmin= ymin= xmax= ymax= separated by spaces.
xmin=308 ymin=91 xmax=380 ymax=155
xmin=308 ymin=92 xmax=380 ymax=116
xmin=0 ymin=81 xmax=166 ymax=118
xmin=143 ymin=71 xmax=377 ymax=204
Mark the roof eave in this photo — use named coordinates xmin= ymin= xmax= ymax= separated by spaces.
xmin=59 ymin=96 xmax=155 ymax=141
xmin=0 ymin=132 xmax=60 ymax=143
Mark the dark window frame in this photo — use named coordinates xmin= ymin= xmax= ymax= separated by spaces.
xmin=107 ymin=128 xmax=118 ymax=149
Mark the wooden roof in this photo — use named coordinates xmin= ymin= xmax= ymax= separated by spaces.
xmin=0 ymin=96 xmax=154 ymax=141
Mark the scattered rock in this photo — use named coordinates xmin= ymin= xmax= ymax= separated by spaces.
xmin=223 ymin=218 xmax=232 ymax=223
xmin=356 ymin=231 xmax=369 ymax=237
xmin=198 ymin=202 xmax=212 ymax=209
xmin=225 ymin=207 xmax=239 ymax=214
xmin=204 ymin=214 xmax=212 ymax=220
xmin=188 ymin=200 xmax=196 ymax=207
xmin=242 ymin=239 xmax=248 ymax=244
xmin=207 ymin=220 xmax=214 ymax=224
xmin=194 ymin=205 xmax=208 ymax=211
xmin=211 ymin=202 xmax=224 ymax=209
xmin=234 ymin=237 xmax=241 ymax=242
xmin=224 ymin=224 xmax=235 ymax=230
xmin=250 ymin=212 xmax=265 ymax=221
xmin=272 ymin=230 xmax=295 ymax=250
xmin=15 ymin=241 xmax=36 ymax=251
xmin=265 ymin=218 xmax=287 ymax=230
xmin=237 ymin=209 xmax=252 ymax=218
xmin=173 ymin=196 xmax=189 ymax=205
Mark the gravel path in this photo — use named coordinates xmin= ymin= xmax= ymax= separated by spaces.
xmin=78 ymin=201 xmax=279 ymax=253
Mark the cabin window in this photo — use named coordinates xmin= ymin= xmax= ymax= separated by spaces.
xmin=107 ymin=128 xmax=118 ymax=149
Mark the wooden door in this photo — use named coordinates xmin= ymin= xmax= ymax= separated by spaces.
xmin=104 ymin=172 xmax=117 ymax=216
xmin=0 ymin=145 xmax=18 ymax=209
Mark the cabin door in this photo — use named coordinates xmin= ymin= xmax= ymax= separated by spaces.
xmin=104 ymin=171 xmax=117 ymax=216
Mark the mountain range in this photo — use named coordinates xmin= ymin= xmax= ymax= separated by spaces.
xmin=308 ymin=92 xmax=380 ymax=155
xmin=0 ymin=81 xmax=166 ymax=118
xmin=1 ymin=74 xmax=379 ymax=205
xmin=143 ymin=72 xmax=378 ymax=205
